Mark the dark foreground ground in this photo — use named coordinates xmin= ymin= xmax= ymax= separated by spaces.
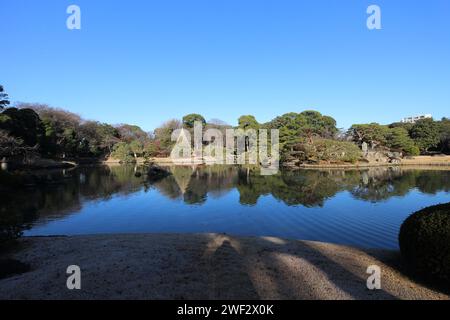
xmin=0 ymin=233 xmax=448 ymax=300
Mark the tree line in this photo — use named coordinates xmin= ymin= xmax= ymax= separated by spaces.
xmin=0 ymin=85 xmax=449 ymax=166
xmin=349 ymin=119 xmax=450 ymax=156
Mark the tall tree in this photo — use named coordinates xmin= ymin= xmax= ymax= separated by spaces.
xmin=24 ymin=104 xmax=82 ymax=157
xmin=238 ymin=115 xmax=259 ymax=130
xmin=182 ymin=114 xmax=206 ymax=128
xmin=0 ymin=85 xmax=10 ymax=111
xmin=237 ymin=115 xmax=260 ymax=152
xmin=154 ymin=119 xmax=182 ymax=155
xmin=116 ymin=124 xmax=149 ymax=144
xmin=0 ymin=107 xmax=45 ymax=147
xmin=97 ymin=124 xmax=121 ymax=156
xmin=438 ymin=118 xmax=450 ymax=154
xmin=266 ymin=111 xmax=338 ymax=147
xmin=386 ymin=127 xmax=419 ymax=155
xmin=348 ymin=123 xmax=390 ymax=149
xmin=410 ymin=118 xmax=440 ymax=153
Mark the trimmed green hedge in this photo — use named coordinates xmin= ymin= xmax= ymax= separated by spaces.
xmin=399 ymin=202 xmax=450 ymax=284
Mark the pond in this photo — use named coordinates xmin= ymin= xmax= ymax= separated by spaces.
xmin=2 ymin=165 xmax=449 ymax=249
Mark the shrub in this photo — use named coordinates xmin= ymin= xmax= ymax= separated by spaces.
xmin=403 ymin=144 xmax=420 ymax=156
xmin=399 ymin=202 xmax=450 ymax=285
xmin=110 ymin=142 xmax=136 ymax=163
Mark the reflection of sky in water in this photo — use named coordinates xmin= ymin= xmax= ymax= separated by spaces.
xmin=23 ymin=167 xmax=450 ymax=249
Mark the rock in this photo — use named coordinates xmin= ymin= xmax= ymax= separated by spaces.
xmin=364 ymin=150 xmax=392 ymax=163
xmin=147 ymin=164 xmax=171 ymax=181
xmin=389 ymin=158 xmax=401 ymax=164
xmin=361 ymin=142 xmax=369 ymax=157
xmin=260 ymin=158 xmax=272 ymax=168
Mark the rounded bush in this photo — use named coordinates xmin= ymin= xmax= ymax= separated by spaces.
xmin=399 ymin=202 xmax=450 ymax=284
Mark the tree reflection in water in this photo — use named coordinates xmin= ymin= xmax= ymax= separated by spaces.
xmin=1 ymin=165 xmax=449 ymax=242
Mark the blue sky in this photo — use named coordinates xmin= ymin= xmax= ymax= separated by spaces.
xmin=1 ymin=0 xmax=449 ymax=131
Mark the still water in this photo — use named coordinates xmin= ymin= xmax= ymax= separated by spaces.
xmin=4 ymin=165 xmax=449 ymax=249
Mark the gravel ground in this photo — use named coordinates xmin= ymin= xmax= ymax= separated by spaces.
xmin=0 ymin=233 xmax=448 ymax=300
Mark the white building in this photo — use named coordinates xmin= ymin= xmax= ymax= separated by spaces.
xmin=400 ymin=114 xmax=432 ymax=124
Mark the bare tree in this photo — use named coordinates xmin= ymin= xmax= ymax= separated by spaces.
xmin=0 ymin=129 xmax=37 ymax=162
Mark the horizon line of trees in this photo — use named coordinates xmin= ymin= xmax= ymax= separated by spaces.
xmin=348 ymin=118 xmax=450 ymax=156
xmin=1 ymin=85 xmax=449 ymax=165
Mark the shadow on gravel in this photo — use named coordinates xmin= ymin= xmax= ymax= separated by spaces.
xmin=0 ymin=258 xmax=30 ymax=280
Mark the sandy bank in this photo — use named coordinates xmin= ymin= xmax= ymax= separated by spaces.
xmin=295 ymin=155 xmax=450 ymax=169
xmin=101 ymin=156 xmax=450 ymax=169
xmin=400 ymin=155 xmax=450 ymax=166
xmin=155 ymin=156 xmax=450 ymax=168
xmin=0 ymin=234 xmax=448 ymax=300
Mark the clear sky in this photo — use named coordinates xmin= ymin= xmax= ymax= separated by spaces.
xmin=1 ymin=0 xmax=449 ymax=131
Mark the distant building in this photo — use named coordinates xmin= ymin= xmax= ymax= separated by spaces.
xmin=400 ymin=114 xmax=432 ymax=124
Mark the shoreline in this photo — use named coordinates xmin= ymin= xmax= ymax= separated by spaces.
xmin=149 ymin=155 xmax=450 ymax=169
xmin=3 ymin=155 xmax=448 ymax=171
xmin=1 ymin=233 xmax=448 ymax=300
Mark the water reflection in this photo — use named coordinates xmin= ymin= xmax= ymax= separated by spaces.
xmin=155 ymin=166 xmax=449 ymax=207
xmin=153 ymin=166 xmax=238 ymax=204
xmin=1 ymin=165 xmax=449 ymax=248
